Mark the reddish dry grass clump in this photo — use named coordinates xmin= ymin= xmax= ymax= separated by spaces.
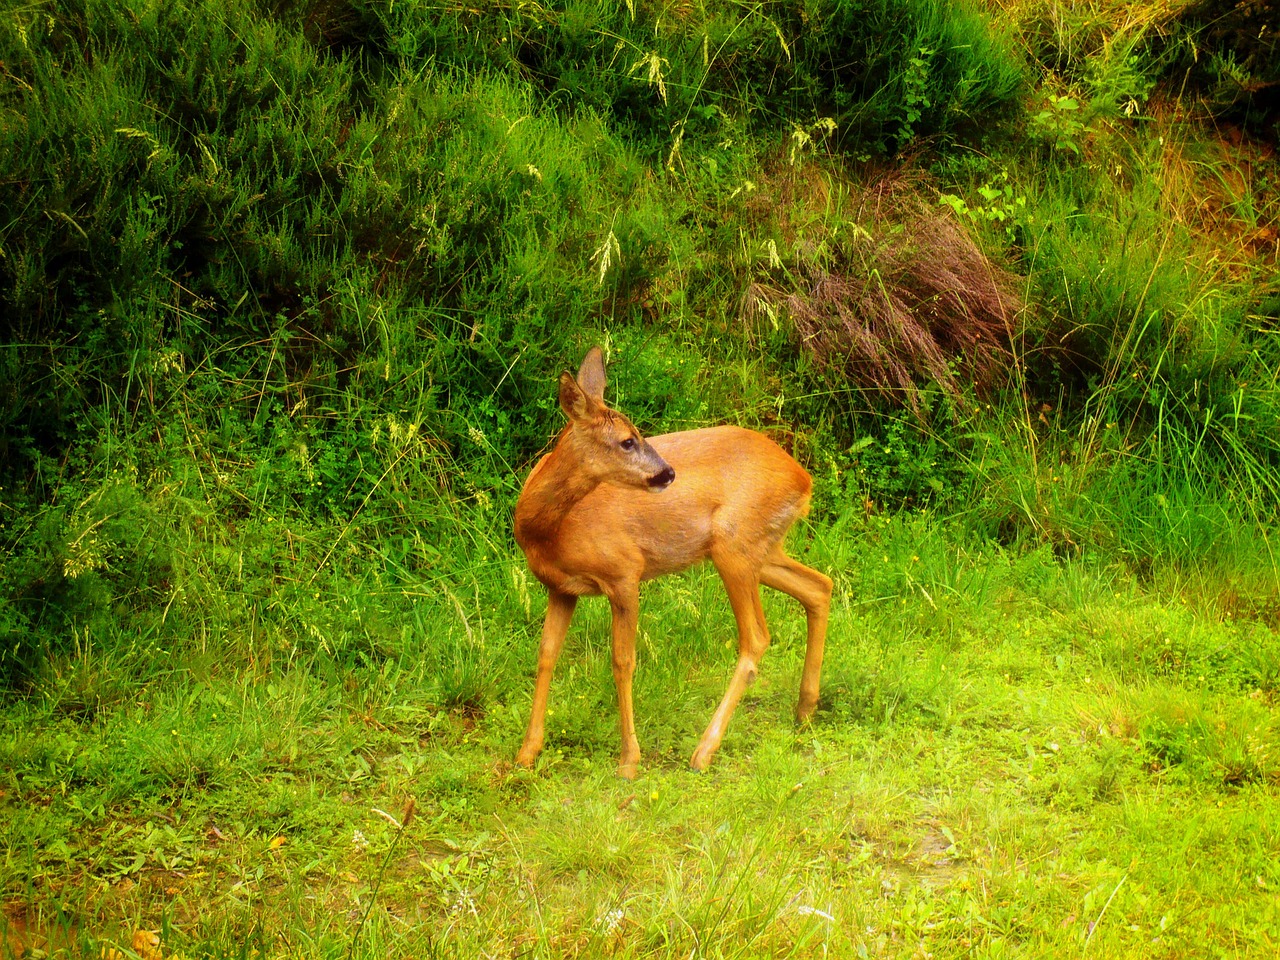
xmin=746 ymin=179 xmax=1025 ymax=413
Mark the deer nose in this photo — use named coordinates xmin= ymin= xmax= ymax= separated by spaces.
xmin=647 ymin=465 xmax=675 ymax=489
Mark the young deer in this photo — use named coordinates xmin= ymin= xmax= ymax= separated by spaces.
xmin=513 ymin=347 xmax=832 ymax=778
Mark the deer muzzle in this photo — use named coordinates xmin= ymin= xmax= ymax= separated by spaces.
xmin=647 ymin=465 xmax=675 ymax=490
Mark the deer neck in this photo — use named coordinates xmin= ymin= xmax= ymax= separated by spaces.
xmin=514 ymin=426 xmax=600 ymax=549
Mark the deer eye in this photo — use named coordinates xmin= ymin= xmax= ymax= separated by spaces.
xmin=620 ymin=437 xmax=637 ymax=451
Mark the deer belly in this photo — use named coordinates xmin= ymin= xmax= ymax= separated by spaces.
xmin=519 ymin=543 xmax=604 ymax=597
xmin=636 ymin=519 xmax=712 ymax=580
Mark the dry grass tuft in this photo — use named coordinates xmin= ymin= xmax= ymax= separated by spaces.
xmin=745 ymin=179 xmax=1025 ymax=413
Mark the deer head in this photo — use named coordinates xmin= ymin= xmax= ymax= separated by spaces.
xmin=557 ymin=347 xmax=675 ymax=491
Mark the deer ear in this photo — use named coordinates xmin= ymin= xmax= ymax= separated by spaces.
xmin=559 ymin=371 xmax=592 ymax=421
xmin=577 ymin=347 xmax=607 ymax=404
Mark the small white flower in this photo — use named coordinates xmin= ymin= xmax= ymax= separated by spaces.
xmin=797 ymin=905 xmax=835 ymax=921
xmin=595 ymin=908 xmax=625 ymax=935
xmin=448 ymin=891 xmax=478 ymax=917
xmin=351 ymin=829 xmax=369 ymax=850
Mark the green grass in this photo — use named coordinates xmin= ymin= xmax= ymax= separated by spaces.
xmin=3 ymin=0 xmax=1280 ymax=956
xmin=4 ymin=514 xmax=1279 ymax=958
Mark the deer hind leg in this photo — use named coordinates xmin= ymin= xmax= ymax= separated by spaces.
xmin=606 ymin=582 xmax=643 ymax=780
xmin=516 ymin=590 xmax=577 ymax=769
xmin=691 ymin=555 xmax=771 ymax=772
xmin=760 ymin=549 xmax=832 ymax=722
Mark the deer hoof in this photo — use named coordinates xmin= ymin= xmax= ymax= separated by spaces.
xmin=689 ymin=748 xmax=714 ymax=773
xmin=616 ymin=761 xmax=639 ymax=780
xmin=514 ymin=747 xmax=540 ymax=769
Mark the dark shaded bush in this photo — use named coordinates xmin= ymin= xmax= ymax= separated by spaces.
xmin=1173 ymin=0 xmax=1280 ymax=137
xmin=0 ymin=0 xmax=652 ymax=493
xmin=361 ymin=0 xmax=1026 ymax=156
xmin=789 ymin=0 xmax=1027 ymax=153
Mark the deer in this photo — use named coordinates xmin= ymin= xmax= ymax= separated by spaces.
xmin=513 ymin=347 xmax=832 ymax=779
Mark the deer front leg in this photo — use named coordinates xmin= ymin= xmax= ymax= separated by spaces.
xmin=608 ymin=584 xmax=642 ymax=780
xmin=691 ymin=560 xmax=770 ymax=772
xmin=516 ymin=590 xmax=577 ymax=769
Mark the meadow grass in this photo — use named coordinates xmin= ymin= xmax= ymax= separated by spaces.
xmin=3 ymin=512 xmax=1278 ymax=958
xmin=3 ymin=0 xmax=1279 ymax=957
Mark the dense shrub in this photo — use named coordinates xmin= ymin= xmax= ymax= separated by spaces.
xmin=1173 ymin=0 xmax=1280 ymax=137
xmin=361 ymin=0 xmax=1026 ymax=155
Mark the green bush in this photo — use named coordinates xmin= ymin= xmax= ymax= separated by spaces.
xmin=363 ymin=0 xmax=1025 ymax=156
xmin=1169 ymin=0 xmax=1280 ymax=136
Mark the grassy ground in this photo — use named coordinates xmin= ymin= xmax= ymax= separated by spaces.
xmin=4 ymin=515 xmax=1278 ymax=958
xmin=3 ymin=0 xmax=1279 ymax=957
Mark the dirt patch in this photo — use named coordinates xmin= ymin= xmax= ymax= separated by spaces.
xmin=3 ymin=904 xmax=81 ymax=957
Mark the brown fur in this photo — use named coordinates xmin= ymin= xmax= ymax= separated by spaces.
xmin=513 ymin=349 xmax=832 ymax=778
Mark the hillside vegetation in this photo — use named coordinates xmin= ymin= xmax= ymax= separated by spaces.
xmin=2 ymin=0 xmax=1279 ymax=956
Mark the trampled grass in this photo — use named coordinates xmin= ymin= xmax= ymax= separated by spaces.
xmin=3 ymin=515 xmax=1278 ymax=958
